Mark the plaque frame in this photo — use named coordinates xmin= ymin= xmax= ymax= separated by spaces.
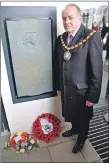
xmin=1 ymin=6 xmax=57 ymax=104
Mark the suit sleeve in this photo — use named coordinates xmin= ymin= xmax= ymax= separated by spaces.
xmin=54 ymin=36 xmax=60 ymax=91
xmin=87 ymin=32 xmax=103 ymax=103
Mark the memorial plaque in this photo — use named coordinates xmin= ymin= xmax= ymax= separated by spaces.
xmin=6 ymin=18 xmax=53 ymax=97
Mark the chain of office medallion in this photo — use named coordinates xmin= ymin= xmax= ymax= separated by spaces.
xmin=60 ymin=30 xmax=96 ymax=51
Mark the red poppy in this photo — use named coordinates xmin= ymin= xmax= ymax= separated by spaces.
xmin=32 ymin=113 xmax=61 ymax=143
xmin=11 ymin=142 xmax=16 ymax=148
xmin=21 ymin=132 xmax=28 ymax=142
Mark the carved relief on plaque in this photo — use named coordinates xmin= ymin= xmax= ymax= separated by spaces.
xmin=6 ymin=18 xmax=53 ymax=97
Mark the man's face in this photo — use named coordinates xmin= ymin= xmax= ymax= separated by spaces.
xmin=62 ymin=6 xmax=82 ymax=33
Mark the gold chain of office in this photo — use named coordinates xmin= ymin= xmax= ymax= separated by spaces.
xmin=60 ymin=30 xmax=96 ymax=51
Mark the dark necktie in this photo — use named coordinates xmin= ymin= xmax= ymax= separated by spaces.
xmin=67 ymin=34 xmax=73 ymax=46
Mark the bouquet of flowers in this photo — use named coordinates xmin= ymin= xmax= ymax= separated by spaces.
xmin=3 ymin=131 xmax=39 ymax=153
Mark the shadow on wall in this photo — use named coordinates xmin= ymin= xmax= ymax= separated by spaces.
xmin=1 ymin=97 xmax=10 ymax=132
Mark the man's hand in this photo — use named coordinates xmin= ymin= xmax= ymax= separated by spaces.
xmin=86 ymin=100 xmax=95 ymax=107
xmin=57 ymin=90 xmax=61 ymax=96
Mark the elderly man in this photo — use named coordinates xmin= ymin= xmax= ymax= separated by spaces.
xmin=55 ymin=3 xmax=103 ymax=154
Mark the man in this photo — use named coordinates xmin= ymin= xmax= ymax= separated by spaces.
xmin=101 ymin=24 xmax=109 ymax=40
xmin=92 ymin=22 xmax=99 ymax=31
xmin=55 ymin=4 xmax=103 ymax=154
xmin=105 ymin=34 xmax=109 ymax=62
xmin=104 ymin=33 xmax=109 ymax=65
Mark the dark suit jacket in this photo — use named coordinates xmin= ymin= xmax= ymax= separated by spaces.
xmin=101 ymin=26 xmax=109 ymax=39
xmin=55 ymin=23 xmax=103 ymax=104
xmin=105 ymin=33 xmax=109 ymax=51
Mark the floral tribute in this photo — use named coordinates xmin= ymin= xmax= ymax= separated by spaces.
xmin=3 ymin=131 xmax=39 ymax=153
xmin=32 ymin=113 xmax=61 ymax=143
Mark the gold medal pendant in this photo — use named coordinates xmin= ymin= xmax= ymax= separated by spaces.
xmin=64 ymin=51 xmax=71 ymax=61
xmin=60 ymin=30 xmax=96 ymax=61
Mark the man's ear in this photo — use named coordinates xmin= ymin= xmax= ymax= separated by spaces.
xmin=78 ymin=15 xmax=82 ymax=22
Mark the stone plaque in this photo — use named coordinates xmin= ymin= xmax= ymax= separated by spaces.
xmin=6 ymin=18 xmax=53 ymax=97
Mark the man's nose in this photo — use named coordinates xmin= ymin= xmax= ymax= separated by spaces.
xmin=64 ymin=18 xmax=70 ymax=24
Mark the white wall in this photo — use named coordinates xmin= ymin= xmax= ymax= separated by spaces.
xmin=1 ymin=2 xmax=64 ymax=134
xmin=1 ymin=41 xmax=63 ymax=134
xmin=1 ymin=1 xmax=108 ymax=36
xmin=1 ymin=1 xmax=107 ymax=134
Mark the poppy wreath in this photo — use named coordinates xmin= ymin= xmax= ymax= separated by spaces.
xmin=32 ymin=113 xmax=61 ymax=143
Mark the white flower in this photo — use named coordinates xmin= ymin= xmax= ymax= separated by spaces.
xmin=21 ymin=142 xmax=26 ymax=147
xmin=20 ymin=148 xmax=25 ymax=153
xmin=21 ymin=142 xmax=28 ymax=147
xmin=30 ymin=139 xmax=35 ymax=144
xmin=37 ymin=140 xmax=39 ymax=144
xmin=28 ymin=146 xmax=32 ymax=150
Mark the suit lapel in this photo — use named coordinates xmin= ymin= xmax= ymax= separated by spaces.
xmin=70 ymin=24 xmax=85 ymax=47
xmin=62 ymin=32 xmax=68 ymax=45
xmin=62 ymin=24 xmax=85 ymax=49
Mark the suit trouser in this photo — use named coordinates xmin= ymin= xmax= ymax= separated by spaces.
xmin=61 ymin=85 xmax=93 ymax=142
xmin=71 ymin=106 xmax=92 ymax=143
xmin=71 ymin=117 xmax=90 ymax=143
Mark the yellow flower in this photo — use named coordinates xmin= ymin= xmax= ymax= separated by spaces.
xmin=17 ymin=131 xmax=22 ymax=135
xmin=20 ymin=148 xmax=25 ymax=153
xmin=30 ymin=139 xmax=35 ymax=144
xmin=4 ymin=142 xmax=8 ymax=148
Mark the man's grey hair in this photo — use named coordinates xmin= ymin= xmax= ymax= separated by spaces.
xmin=62 ymin=3 xmax=82 ymax=20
